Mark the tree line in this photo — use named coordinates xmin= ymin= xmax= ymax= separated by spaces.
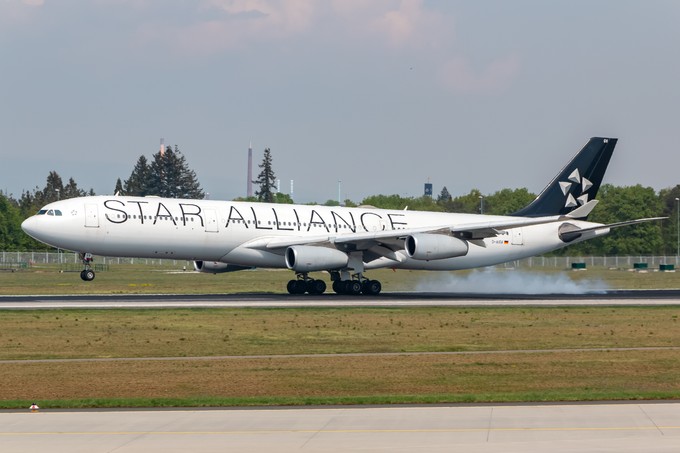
xmin=1 ymin=145 xmax=203 ymax=250
xmin=1 ymin=146 xmax=679 ymax=256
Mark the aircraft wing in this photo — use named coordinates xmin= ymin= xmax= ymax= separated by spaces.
xmin=244 ymin=201 xmax=601 ymax=256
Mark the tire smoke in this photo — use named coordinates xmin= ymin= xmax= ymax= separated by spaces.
xmin=415 ymin=268 xmax=608 ymax=294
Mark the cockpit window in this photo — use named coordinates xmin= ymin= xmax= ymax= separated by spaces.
xmin=36 ymin=209 xmax=62 ymax=216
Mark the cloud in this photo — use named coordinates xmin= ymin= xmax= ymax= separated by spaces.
xmin=138 ymin=0 xmax=450 ymax=55
xmin=329 ymin=0 xmax=450 ymax=50
xmin=150 ymin=0 xmax=316 ymax=54
xmin=0 ymin=0 xmax=44 ymax=30
xmin=438 ymin=53 xmax=521 ymax=94
xmin=371 ymin=0 xmax=449 ymax=49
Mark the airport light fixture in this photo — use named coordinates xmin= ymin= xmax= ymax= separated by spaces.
xmin=479 ymin=195 xmax=484 ymax=214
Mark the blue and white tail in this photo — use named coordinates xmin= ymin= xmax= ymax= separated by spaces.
xmin=512 ymin=137 xmax=616 ymax=218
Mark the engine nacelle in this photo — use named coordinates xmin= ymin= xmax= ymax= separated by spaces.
xmin=405 ymin=234 xmax=469 ymax=261
xmin=193 ymin=261 xmax=252 ymax=274
xmin=285 ymin=246 xmax=349 ymax=272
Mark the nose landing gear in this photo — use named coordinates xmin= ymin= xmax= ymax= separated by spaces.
xmin=79 ymin=253 xmax=95 ymax=281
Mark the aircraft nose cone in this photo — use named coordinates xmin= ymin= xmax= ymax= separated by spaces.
xmin=21 ymin=216 xmax=39 ymax=239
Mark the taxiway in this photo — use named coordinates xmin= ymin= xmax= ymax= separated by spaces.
xmin=2 ymin=402 xmax=679 ymax=452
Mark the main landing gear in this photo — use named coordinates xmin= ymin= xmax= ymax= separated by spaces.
xmin=332 ymin=275 xmax=382 ymax=296
xmin=79 ymin=252 xmax=95 ymax=281
xmin=286 ymin=272 xmax=382 ymax=296
xmin=287 ymin=274 xmax=327 ymax=295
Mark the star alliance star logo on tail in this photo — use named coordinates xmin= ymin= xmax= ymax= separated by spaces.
xmin=559 ymin=168 xmax=593 ymax=209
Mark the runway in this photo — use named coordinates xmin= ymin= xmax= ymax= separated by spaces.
xmin=1 ymin=289 xmax=680 ymax=309
xmin=2 ymin=402 xmax=680 ymax=452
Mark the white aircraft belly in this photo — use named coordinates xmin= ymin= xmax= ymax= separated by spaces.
xmin=102 ymin=221 xmax=235 ymax=260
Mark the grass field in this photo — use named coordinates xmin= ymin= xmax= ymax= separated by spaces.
xmin=1 ymin=265 xmax=679 ymax=409
xmin=1 ymin=306 xmax=679 ymax=408
xmin=1 ymin=263 xmax=679 ymax=295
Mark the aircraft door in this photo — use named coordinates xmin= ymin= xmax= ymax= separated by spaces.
xmin=205 ymin=209 xmax=219 ymax=233
xmin=512 ymin=228 xmax=523 ymax=245
xmin=85 ymin=204 xmax=99 ymax=228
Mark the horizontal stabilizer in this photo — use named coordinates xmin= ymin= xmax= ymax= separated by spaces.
xmin=559 ymin=217 xmax=666 ymax=242
xmin=565 ymin=200 xmax=598 ymax=219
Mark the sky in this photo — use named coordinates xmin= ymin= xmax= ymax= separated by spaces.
xmin=1 ymin=0 xmax=679 ymax=204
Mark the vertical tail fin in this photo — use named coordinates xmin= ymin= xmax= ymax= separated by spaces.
xmin=511 ymin=137 xmax=616 ymax=218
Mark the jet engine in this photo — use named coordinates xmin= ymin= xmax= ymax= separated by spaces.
xmin=405 ymin=234 xmax=469 ymax=261
xmin=285 ymin=246 xmax=349 ymax=272
xmin=193 ymin=261 xmax=252 ymax=274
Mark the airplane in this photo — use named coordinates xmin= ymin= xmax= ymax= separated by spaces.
xmin=21 ymin=137 xmax=663 ymax=296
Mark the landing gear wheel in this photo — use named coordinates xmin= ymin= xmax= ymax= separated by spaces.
xmin=79 ymin=252 xmax=95 ymax=282
xmin=287 ymin=279 xmax=307 ymax=295
xmin=287 ymin=280 xmax=297 ymax=294
xmin=346 ymin=280 xmax=362 ymax=295
xmin=362 ymin=279 xmax=381 ymax=295
xmin=307 ymin=279 xmax=326 ymax=295
xmin=333 ymin=280 xmax=344 ymax=294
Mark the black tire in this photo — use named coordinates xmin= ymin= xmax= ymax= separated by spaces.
xmin=307 ymin=279 xmax=326 ymax=295
xmin=80 ymin=270 xmax=87 ymax=281
xmin=287 ymin=280 xmax=297 ymax=294
xmin=347 ymin=280 xmax=362 ymax=295
xmin=294 ymin=280 xmax=307 ymax=294
xmin=84 ymin=270 xmax=95 ymax=281
xmin=362 ymin=280 xmax=382 ymax=296
xmin=332 ymin=280 xmax=344 ymax=294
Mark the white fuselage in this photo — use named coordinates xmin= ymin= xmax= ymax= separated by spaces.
xmin=21 ymin=195 xmax=607 ymax=272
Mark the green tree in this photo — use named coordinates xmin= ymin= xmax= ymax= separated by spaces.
xmin=18 ymin=189 xmax=39 ymax=218
xmin=658 ymin=185 xmax=680 ymax=256
xmin=124 ymin=155 xmax=151 ymax=196
xmin=253 ymin=148 xmax=276 ymax=203
xmin=322 ymin=198 xmax=358 ymax=207
xmin=569 ymin=184 xmax=664 ymax=255
xmin=448 ymin=189 xmax=484 ymax=214
xmin=358 ymin=194 xmax=442 ymax=212
xmin=437 ymin=186 xmax=452 ymax=203
xmin=35 ymin=171 xmax=64 ymax=206
xmin=114 ymin=178 xmax=124 ymax=195
xmin=147 ymin=146 xmax=204 ymax=199
xmin=62 ymin=177 xmax=86 ymax=199
xmin=360 ymin=194 xmax=409 ymax=209
xmin=407 ymin=196 xmax=444 ymax=212
xmin=0 ymin=193 xmax=29 ymax=250
xmin=233 ymin=196 xmax=258 ymax=202
xmin=484 ymin=188 xmax=536 ymax=215
xmin=274 ymin=192 xmax=294 ymax=204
